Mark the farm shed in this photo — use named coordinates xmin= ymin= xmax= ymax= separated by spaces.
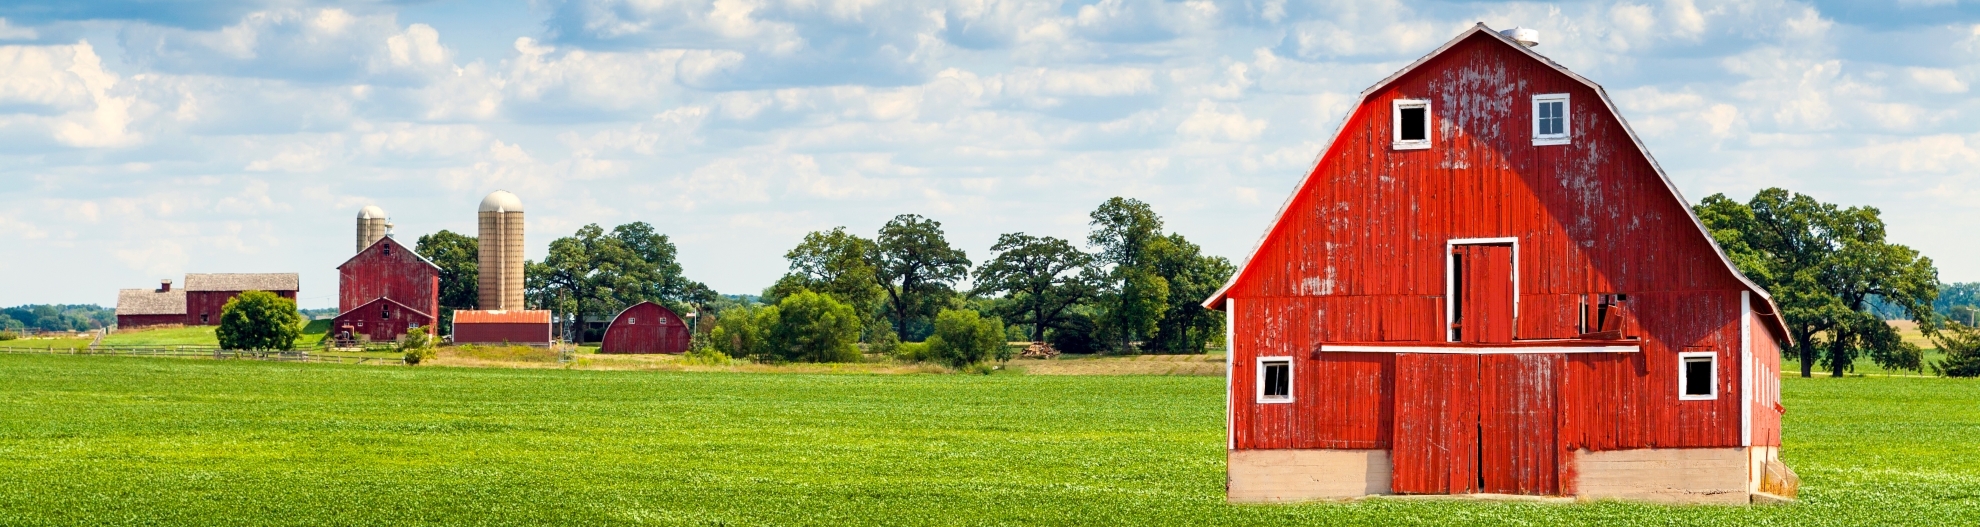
xmin=598 ymin=301 xmax=691 ymax=354
xmin=115 ymin=280 xmax=185 ymax=329
xmin=183 ymin=273 xmax=299 ymax=326
xmin=452 ymin=309 xmax=552 ymax=345
xmin=1204 ymin=25 xmax=1792 ymax=505
xmin=336 ymin=234 xmax=440 ymax=342
xmin=331 ymin=297 xmax=435 ymax=344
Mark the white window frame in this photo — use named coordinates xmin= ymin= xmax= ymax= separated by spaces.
xmin=1256 ymin=356 xmax=1294 ymax=404
xmin=1392 ymin=99 xmax=1432 ymax=150
xmin=1679 ymin=351 xmax=1718 ymax=400
xmin=1444 ymin=237 xmax=1520 ymax=342
xmin=1532 ymin=93 xmax=1570 ymax=146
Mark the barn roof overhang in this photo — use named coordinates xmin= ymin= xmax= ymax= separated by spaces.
xmin=1200 ymin=23 xmax=1792 ymax=342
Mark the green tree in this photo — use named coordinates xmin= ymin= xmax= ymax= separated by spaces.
xmin=1696 ymin=189 xmax=1939 ymax=377
xmin=1930 ymin=322 xmax=1980 ymax=377
xmin=972 ymin=233 xmax=1098 ymax=342
xmin=710 ymin=304 xmax=770 ymax=360
xmin=400 ymin=325 xmax=437 ymax=365
xmin=1145 ymin=234 xmax=1236 ymax=354
xmin=1088 ymin=197 xmax=1169 ymax=352
xmin=416 ymin=230 xmax=478 ymax=334
xmin=762 ymin=291 xmax=862 ymax=363
xmin=926 ymin=308 xmax=1010 ymax=369
xmin=765 ymin=227 xmax=885 ymax=324
xmin=217 ymin=291 xmax=302 ymax=351
xmin=525 ymin=222 xmax=710 ymax=343
xmin=870 ymin=214 xmax=971 ymax=341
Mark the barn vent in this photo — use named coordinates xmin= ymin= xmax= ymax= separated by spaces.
xmin=1500 ymin=27 xmax=1539 ymax=47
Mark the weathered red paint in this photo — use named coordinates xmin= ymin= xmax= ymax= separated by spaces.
xmin=1209 ymin=27 xmax=1791 ymax=496
xmin=336 ymin=236 xmax=440 ymax=341
xmin=599 ymin=302 xmax=691 ymax=354
xmin=331 ymin=297 xmax=437 ymax=343
xmin=186 ymin=290 xmax=298 ymax=326
xmin=452 ymin=310 xmax=552 ymax=345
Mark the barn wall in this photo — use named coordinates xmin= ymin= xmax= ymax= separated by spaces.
xmin=331 ymin=299 xmax=436 ymax=342
xmin=454 ymin=322 xmax=551 ymax=345
xmin=185 ymin=290 xmax=298 ymax=326
xmin=116 ymin=315 xmax=182 ymax=330
xmin=1749 ymin=309 xmax=1784 ymax=447
xmin=340 ymin=237 xmax=440 ymax=318
xmin=599 ymin=302 xmax=692 ymax=354
xmin=1226 ymin=32 xmax=1757 ymax=454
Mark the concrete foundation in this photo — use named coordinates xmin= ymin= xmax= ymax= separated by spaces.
xmin=1570 ymin=448 xmax=1752 ymax=504
xmin=1227 ymin=449 xmax=1391 ymax=503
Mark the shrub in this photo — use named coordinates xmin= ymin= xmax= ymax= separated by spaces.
xmin=867 ymin=329 xmax=901 ymax=357
xmin=893 ymin=341 xmax=930 ymax=362
xmin=680 ymin=346 xmax=733 ymax=366
xmin=1046 ymin=312 xmax=1101 ymax=354
xmin=400 ymin=325 xmax=437 ymax=365
xmin=1931 ymin=322 xmax=1980 ymax=377
xmin=710 ymin=305 xmax=769 ymax=360
xmin=0 ymin=331 xmax=15 ymax=341
xmin=763 ymin=291 xmax=861 ymax=363
xmin=217 ymin=291 xmax=302 ymax=351
xmin=927 ymin=309 xmax=1008 ymax=369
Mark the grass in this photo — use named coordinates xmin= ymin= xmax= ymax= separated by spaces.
xmin=98 ymin=325 xmax=219 ymax=347
xmin=0 ymin=355 xmax=1975 ymax=526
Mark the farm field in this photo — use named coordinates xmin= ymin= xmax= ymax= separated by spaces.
xmin=0 ymin=355 xmax=1975 ymax=526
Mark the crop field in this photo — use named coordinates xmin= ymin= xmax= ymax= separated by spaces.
xmin=0 ymin=355 xmax=1975 ymax=526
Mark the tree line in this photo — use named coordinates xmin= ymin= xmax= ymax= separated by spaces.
xmin=411 ymin=197 xmax=1235 ymax=367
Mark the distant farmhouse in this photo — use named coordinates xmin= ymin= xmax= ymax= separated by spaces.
xmin=1207 ymin=25 xmax=1793 ymax=504
xmin=332 ymin=206 xmax=441 ymax=343
xmin=116 ymin=274 xmax=299 ymax=329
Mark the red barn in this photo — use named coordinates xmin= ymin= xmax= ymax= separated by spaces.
xmin=452 ymin=309 xmax=552 ymax=345
xmin=115 ymin=280 xmax=185 ymax=330
xmin=599 ymin=302 xmax=691 ymax=354
xmin=1205 ymin=25 xmax=1791 ymax=505
xmin=334 ymin=236 xmax=440 ymax=342
xmin=183 ymin=273 xmax=299 ymax=326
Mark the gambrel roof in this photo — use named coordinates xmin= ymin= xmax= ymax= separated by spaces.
xmin=1201 ymin=23 xmax=1789 ymax=340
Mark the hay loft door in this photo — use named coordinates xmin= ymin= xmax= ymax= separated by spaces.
xmin=1448 ymin=241 xmax=1515 ymax=343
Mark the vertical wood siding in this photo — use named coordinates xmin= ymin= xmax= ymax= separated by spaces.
xmin=331 ymin=298 xmax=437 ymax=342
xmin=1226 ymin=31 xmax=1782 ymax=466
xmin=186 ymin=290 xmax=298 ymax=326
xmin=599 ymin=302 xmax=692 ymax=354
xmin=339 ymin=237 xmax=441 ymax=326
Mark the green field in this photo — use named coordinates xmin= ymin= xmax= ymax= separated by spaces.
xmin=0 ymin=355 xmax=1975 ymax=525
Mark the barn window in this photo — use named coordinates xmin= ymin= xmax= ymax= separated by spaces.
xmin=1393 ymin=99 xmax=1431 ymax=150
xmin=628 ymin=317 xmax=637 ymax=325
xmin=1679 ymin=352 xmax=1717 ymax=400
xmin=1257 ymin=357 xmax=1293 ymax=404
xmin=381 ymin=305 xmax=392 ymax=320
xmin=383 ymin=243 xmax=392 ymax=256
xmin=1533 ymin=93 xmax=1570 ymax=145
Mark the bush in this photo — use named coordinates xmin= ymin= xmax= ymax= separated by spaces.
xmin=1046 ymin=312 xmax=1101 ymax=354
xmin=926 ymin=309 xmax=1009 ymax=369
xmin=217 ymin=291 xmax=302 ymax=351
xmin=0 ymin=331 xmax=15 ymax=341
xmin=400 ymin=325 xmax=437 ymax=365
xmin=867 ymin=329 xmax=900 ymax=356
xmin=710 ymin=305 xmax=768 ymax=360
xmin=763 ymin=290 xmax=862 ymax=363
xmin=680 ymin=345 xmax=733 ymax=366
xmin=1931 ymin=322 xmax=1980 ymax=377
xmin=893 ymin=341 xmax=929 ymax=362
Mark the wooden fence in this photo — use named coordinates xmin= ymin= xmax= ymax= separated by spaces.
xmin=0 ymin=345 xmax=405 ymax=365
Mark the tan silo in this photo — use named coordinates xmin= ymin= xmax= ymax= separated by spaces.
xmin=477 ymin=190 xmax=526 ymax=310
xmin=357 ymin=205 xmax=389 ymax=253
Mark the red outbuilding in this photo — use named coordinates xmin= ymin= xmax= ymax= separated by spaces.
xmin=598 ymin=301 xmax=691 ymax=354
xmin=452 ymin=309 xmax=552 ymax=345
xmin=1206 ymin=25 xmax=1792 ymax=505
xmin=335 ymin=236 xmax=440 ymax=342
xmin=184 ymin=273 xmax=299 ymax=326
xmin=115 ymin=280 xmax=185 ymax=330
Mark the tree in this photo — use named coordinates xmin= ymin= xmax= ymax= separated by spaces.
xmin=416 ymin=230 xmax=478 ymax=334
xmin=217 ymin=291 xmax=302 ymax=351
xmin=525 ymin=223 xmax=710 ymax=343
xmin=972 ymin=233 xmax=1098 ymax=342
xmin=765 ymin=227 xmax=885 ymax=325
xmin=1088 ymin=197 xmax=1169 ymax=352
xmin=1145 ymin=234 xmax=1236 ymax=354
xmin=710 ymin=304 xmax=769 ymax=360
xmin=869 ymin=214 xmax=971 ymax=341
xmin=762 ymin=291 xmax=862 ymax=363
xmin=1929 ymin=322 xmax=1980 ymax=377
xmin=400 ymin=325 xmax=437 ymax=365
xmin=1696 ymin=189 xmax=1939 ymax=377
xmin=926 ymin=308 xmax=1010 ymax=369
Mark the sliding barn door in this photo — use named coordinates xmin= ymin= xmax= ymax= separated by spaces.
xmin=1453 ymin=244 xmax=1515 ymax=343
xmin=1477 ymin=353 xmax=1562 ymax=495
xmin=1391 ymin=353 xmax=1480 ymax=494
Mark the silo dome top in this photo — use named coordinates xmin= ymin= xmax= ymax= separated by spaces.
xmin=358 ymin=205 xmax=387 ymax=219
xmin=479 ymin=190 xmax=524 ymax=213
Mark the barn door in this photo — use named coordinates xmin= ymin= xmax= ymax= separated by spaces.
xmin=1451 ymin=244 xmax=1515 ymax=343
xmin=1394 ymin=352 xmax=1561 ymax=496
xmin=1477 ymin=353 xmax=1561 ymax=495
xmin=1391 ymin=353 xmax=1480 ymax=494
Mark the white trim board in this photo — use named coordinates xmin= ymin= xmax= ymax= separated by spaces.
xmin=1320 ymin=344 xmax=1639 ymax=354
xmin=1225 ymin=298 xmax=1236 ymax=451
xmin=1445 ymin=237 xmax=1519 ymax=342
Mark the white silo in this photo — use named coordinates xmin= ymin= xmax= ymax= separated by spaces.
xmin=357 ymin=205 xmax=389 ymax=253
xmin=477 ymin=190 xmax=526 ymax=310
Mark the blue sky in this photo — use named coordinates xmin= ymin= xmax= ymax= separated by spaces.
xmin=2 ymin=0 xmax=1978 ymax=309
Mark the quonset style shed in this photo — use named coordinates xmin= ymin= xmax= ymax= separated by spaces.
xmin=599 ymin=301 xmax=691 ymax=354
xmin=333 ymin=233 xmax=440 ymax=342
xmin=1205 ymin=25 xmax=1792 ymax=504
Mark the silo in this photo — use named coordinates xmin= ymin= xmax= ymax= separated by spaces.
xmin=477 ymin=190 xmax=526 ymax=310
xmin=357 ymin=205 xmax=389 ymax=253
